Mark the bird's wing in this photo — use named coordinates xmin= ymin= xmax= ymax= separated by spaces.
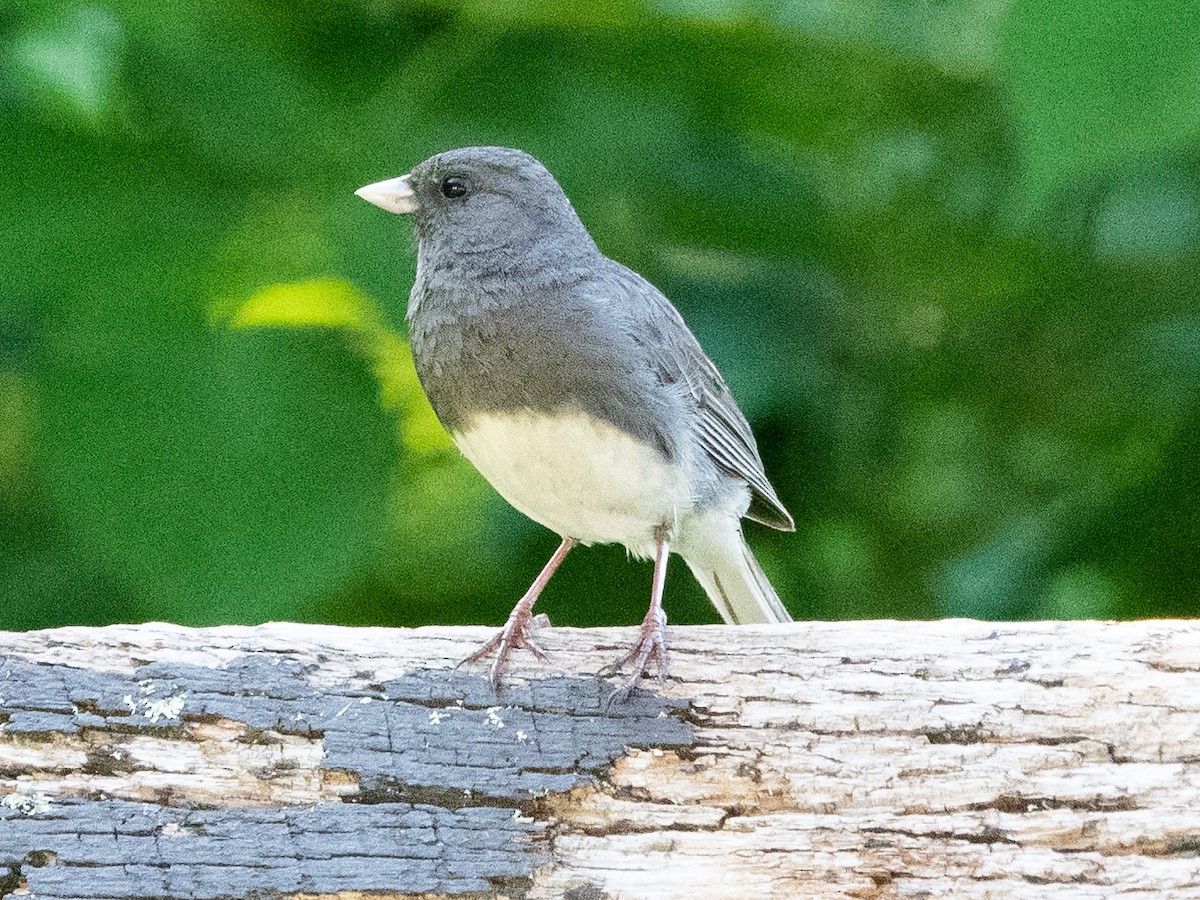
xmin=615 ymin=266 xmax=795 ymax=532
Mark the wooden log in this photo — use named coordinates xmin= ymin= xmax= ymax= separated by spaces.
xmin=1 ymin=620 xmax=1199 ymax=899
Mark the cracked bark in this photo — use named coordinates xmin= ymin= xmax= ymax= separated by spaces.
xmin=1 ymin=620 xmax=1199 ymax=899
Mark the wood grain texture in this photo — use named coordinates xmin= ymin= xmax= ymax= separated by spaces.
xmin=1 ymin=619 xmax=1199 ymax=899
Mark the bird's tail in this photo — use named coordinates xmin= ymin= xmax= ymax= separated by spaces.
xmin=678 ymin=513 xmax=791 ymax=624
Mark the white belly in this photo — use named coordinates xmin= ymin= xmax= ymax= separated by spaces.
xmin=452 ymin=409 xmax=693 ymax=557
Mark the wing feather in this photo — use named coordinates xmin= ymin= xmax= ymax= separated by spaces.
xmin=614 ymin=266 xmax=794 ymax=532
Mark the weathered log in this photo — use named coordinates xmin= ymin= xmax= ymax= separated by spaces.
xmin=1 ymin=620 xmax=1198 ymax=898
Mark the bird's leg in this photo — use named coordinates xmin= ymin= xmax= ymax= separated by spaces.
xmin=605 ymin=526 xmax=670 ymax=700
xmin=461 ymin=536 xmax=575 ymax=691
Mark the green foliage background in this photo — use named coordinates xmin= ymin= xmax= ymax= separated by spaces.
xmin=2 ymin=0 xmax=1198 ymax=631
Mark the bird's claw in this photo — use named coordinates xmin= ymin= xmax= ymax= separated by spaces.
xmin=603 ymin=607 xmax=668 ymax=702
xmin=459 ymin=610 xmax=549 ymax=692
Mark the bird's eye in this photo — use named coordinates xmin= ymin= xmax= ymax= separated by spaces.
xmin=440 ymin=176 xmax=468 ymax=199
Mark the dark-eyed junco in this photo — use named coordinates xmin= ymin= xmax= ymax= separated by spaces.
xmin=357 ymin=147 xmax=792 ymax=694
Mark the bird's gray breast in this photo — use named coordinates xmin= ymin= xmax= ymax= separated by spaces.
xmin=407 ymin=270 xmax=684 ymax=462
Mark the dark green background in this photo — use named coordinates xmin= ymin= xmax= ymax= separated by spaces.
xmin=2 ymin=0 xmax=1198 ymax=632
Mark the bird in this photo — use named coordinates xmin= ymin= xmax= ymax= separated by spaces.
xmin=356 ymin=146 xmax=793 ymax=696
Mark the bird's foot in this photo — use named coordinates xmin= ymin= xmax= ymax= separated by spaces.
xmin=459 ymin=609 xmax=550 ymax=693
xmin=602 ymin=605 xmax=668 ymax=702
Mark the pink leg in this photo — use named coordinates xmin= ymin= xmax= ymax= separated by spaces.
xmin=462 ymin=536 xmax=575 ymax=690
xmin=605 ymin=529 xmax=671 ymax=700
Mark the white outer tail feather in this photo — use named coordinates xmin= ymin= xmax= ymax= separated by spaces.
xmin=678 ymin=513 xmax=791 ymax=625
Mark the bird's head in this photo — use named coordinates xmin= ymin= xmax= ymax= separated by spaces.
xmin=356 ymin=146 xmax=597 ymax=270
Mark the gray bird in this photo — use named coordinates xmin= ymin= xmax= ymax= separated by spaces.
xmin=356 ymin=146 xmax=793 ymax=694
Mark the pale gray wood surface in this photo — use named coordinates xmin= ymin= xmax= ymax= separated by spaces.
xmin=1 ymin=620 xmax=1199 ymax=898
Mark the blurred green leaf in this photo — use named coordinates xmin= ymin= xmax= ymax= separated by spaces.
xmin=1001 ymin=0 xmax=1200 ymax=220
xmin=116 ymin=1 xmax=325 ymax=175
xmin=938 ymin=511 xmax=1055 ymax=618
xmin=0 ymin=373 xmax=33 ymax=498
xmin=778 ymin=0 xmax=1010 ymax=75
xmin=1094 ymin=167 xmax=1200 ymax=262
xmin=15 ymin=126 xmax=398 ymax=623
xmin=43 ymin=323 xmax=394 ymax=624
xmin=453 ymin=0 xmax=644 ymax=29
xmin=5 ymin=3 xmax=125 ymax=128
xmin=1038 ymin=566 xmax=1118 ymax=619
